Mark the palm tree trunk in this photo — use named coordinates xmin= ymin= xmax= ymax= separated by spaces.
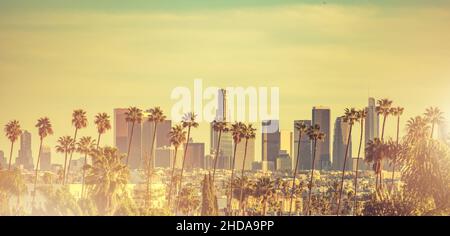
xmin=337 ymin=125 xmax=353 ymax=216
xmin=96 ymin=132 xmax=102 ymax=149
xmin=167 ymin=147 xmax=178 ymax=209
xmin=66 ymin=128 xmax=78 ymax=184
xmin=146 ymin=122 xmax=158 ymax=209
xmin=81 ymin=153 xmax=88 ymax=198
xmin=32 ymin=138 xmax=43 ymax=204
xmin=8 ymin=141 xmax=14 ymax=171
xmin=239 ymin=138 xmax=249 ymax=214
xmin=353 ymin=119 xmax=364 ymax=215
xmin=212 ymin=130 xmax=222 ymax=182
xmin=62 ymin=152 xmax=68 ymax=185
xmin=391 ymin=115 xmax=400 ymax=192
xmin=126 ymin=122 xmax=135 ymax=165
xmin=381 ymin=115 xmax=387 ymax=141
xmin=227 ymin=142 xmax=238 ymax=215
xmin=176 ymin=126 xmax=191 ymax=214
xmin=307 ymin=140 xmax=317 ymax=216
xmin=431 ymin=123 xmax=435 ymax=139
xmin=289 ymin=133 xmax=302 ymax=216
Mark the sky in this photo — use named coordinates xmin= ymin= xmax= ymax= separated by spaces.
xmin=1 ymin=0 xmax=450 ymax=165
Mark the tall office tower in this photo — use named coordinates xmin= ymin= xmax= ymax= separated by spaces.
xmin=115 ymin=108 xmax=142 ymax=169
xmin=235 ymin=135 xmax=255 ymax=171
xmin=185 ymin=139 xmax=205 ymax=170
xmin=365 ymin=97 xmax=380 ymax=146
xmin=312 ymin=107 xmax=331 ymax=170
xmin=280 ymin=130 xmax=293 ymax=159
xmin=210 ymin=88 xmax=233 ymax=169
xmin=142 ymin=119 xmax=172 ymax=167
xmin=332 ymin=117 xmax=353 ymax=171
xmin=155 ymin=146 xmax=176 ymax=168
xmin=262 ymin=120 xmax=280 ymax=171
xmin=293 ymin=120 xmax=312 ymax=170
xmin=15 ymin=130 xmax=34 ymax=170
xmin=0 ymin=150 xmax=6 ymax=169
xmin=40 ymin=146 xmax=52 ymax=171
xmin=114 ymin=108 xmax=129 ymax=155
xmin=276 ymin=150 xmax=292 ymax=172
xmin=364 ymin=98 xmax=379 ymax=171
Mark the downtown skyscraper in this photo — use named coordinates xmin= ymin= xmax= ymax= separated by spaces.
xmin=332 ymin=117 xmax=352 ymax=171
xmin=262 ymin=120 xmax=280 ymax=171
xmin=293 ymin=120 xmax=312 ymax=170
xmin=312 ymin=106 xmax=331 ymax=170
xmin=114 ymin=108 xmax=142 ymax=169
xmin=143 ymin=119 xmax=172 ymax=168
xmin=210 ymin=89 xmax=233 ymax=169
xmin=364 ymin=97 xmax=380 ymax=170
xmin=15 ymin=130 xmax=34 ymax=170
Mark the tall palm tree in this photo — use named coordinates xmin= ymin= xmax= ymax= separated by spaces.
xmin=353 ymin=109 xmax=366 ymax=215
xmin=405 ymin=116 xmax=430 ymax=143
xmin=289 ymin=121 xmax=307 ymax=216
xmin=177 ymin=112 xmax=199 ymax=214
xmin=55 ymin=136 xmax=75 ymax=185
xmin=33 ymin=117 xmax=53 ymax=203
xmin=336 ymin=108 xmax=358 ymax=215
xmin=94 ymin=113 xmax=111 ymax=149
xmin=4 ymin=120 xmax=22 ymax=171
xmin=239 ymin=124 xmax=256 ymax=214
xmin=212 ymin=120 xmax=228 ymax=182
xmin=125 ymin=107 xmax=143 ymax=165
xmin=306 ymin=124 xmax=325 ymax=215
xmin=85 ymin=147 xmax=129 ymax=215
xmin=67 ymin=109 xmax=88 ymax=183
xmin=227 ymin=122 xmax=244 ymax=215
xmin=376 ymin=98 xmax=393 ymax=141
xmin=77 ymin=136 xmax=96 ymax=198
xmin=167 ymin=125 xmax=186 ymax=209
xmin=365 ymin=138 xmax=386 ymax=191
xmin=145 ymin=107 xmax=166 ymax=208
xmin=424 ymin=107 xmax=444 ymax=139
xmin=390 ymin=107 xmax=404 ymax=190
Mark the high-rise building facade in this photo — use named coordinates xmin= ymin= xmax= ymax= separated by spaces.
xmin=262 ymin=120 xmax=280 ymax=171
xmin=114 ymin=108 xmax=142 ymax=169
xmin=235 ymin=136 xmax=255 ymax=171
xmin=143 ymin=119 xmax=172 ymax=167
xmin=16 ymin=130 xmax=34 ymax=170
xmin=332 ymin=117 xmax=353 ymax=171
xmin=185 ymin=140 xmax=205 ymax=169
xmin=293 ymin=120 xmax=312 ymax=170
xmin=40 ymin=146 xmax=52 ymax=171
xmin=364 ymin=97 xmax=379 ymax=171
xmin=280 ymin=130 xmax=293 ymax=158
xmin=312 ymin=107 xmax=331 ymax=170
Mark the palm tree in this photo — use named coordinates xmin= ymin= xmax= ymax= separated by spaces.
xmin=239 ymin=124 xmax=256 ymax=214
xmin=336 ymin=108 xmax=358 ymax=215
xmin=376 ymin=98 xmax=393 ymax=141
xmin=212 ymin=120 xmax=228 ymax=182
xmin=167 ymin=125 xmax=187 ymax=209
xmin=4 ymin=120 xmax=22 ymax=170
xmin=306 ymin=124 xmax=325 ymax=215
xmin=176 ymin=112 xmax=199 ymax=214
xmin=424 ymin=107 xmax=444 ymax=139
xmin=390 ymin=107 xmax=404 ymax=191
xmin=227 ymin=122 xmax=244 ymax=215
xmin=365 ymin=138 xmax=386 ymax=191
xmin=77 ymin=136 xmax=96 ymax=198
xmin=353 ymin=109 xmax=366 ymax=215
xmin=85 ymin=147 xmax=129 ymax=215
xmin=94 ymin=113 xmax=111 ymax=149
xmin=254 ymin=177 xmax=275 ymax=216
xmin=33 ymin=117 xmax=53 ymax=203
xmin=405 ymin=116 xmax=430 ymax=143
xmin=125 ymin=107 xmax=143 ymax=165
xmin=289 ymin=121 xmax=307 ymax=216
xmin=67 ymin=109 xmax=88 ymax=184
xmin=55 ymin=136 xmax=75 ymax=185
xmin=145 ymin=107 xmax=166 ymax=208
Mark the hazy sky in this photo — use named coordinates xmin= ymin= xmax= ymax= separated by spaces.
xmin=1 ymin=0 xmax=450 ymax=164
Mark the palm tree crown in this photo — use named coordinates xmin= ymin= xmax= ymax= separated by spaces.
xmin=56 ymin=136 xmax=75 ymax=154
xmin=343 ymin=108 xmax=359 ymax=125
xmin=94 ymin=113 xmax=111 ymax=135
xmin=72 ymin=109 xmax=88 ymax=129
xmin=147 ymin=106 xmax=166 ymax=123
xmin=77 ymin=136 xmax=96 ymax=155
xmin=169 ymin=125 xmax=187 ymax=148
xmin=125 ymin=107 xmax=143 ymax=124
xmin=376 ymin=99 xmax=393 ymax=117
xmin=182 ymin=112 xmax=199 ymax=129
xmin=4 ymin=120 xmax=22 ymax=143
xmin=36 ymin=117 xmax=53 ymax=139
xmin=307 ymin=124 xmax=326 ymax=142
